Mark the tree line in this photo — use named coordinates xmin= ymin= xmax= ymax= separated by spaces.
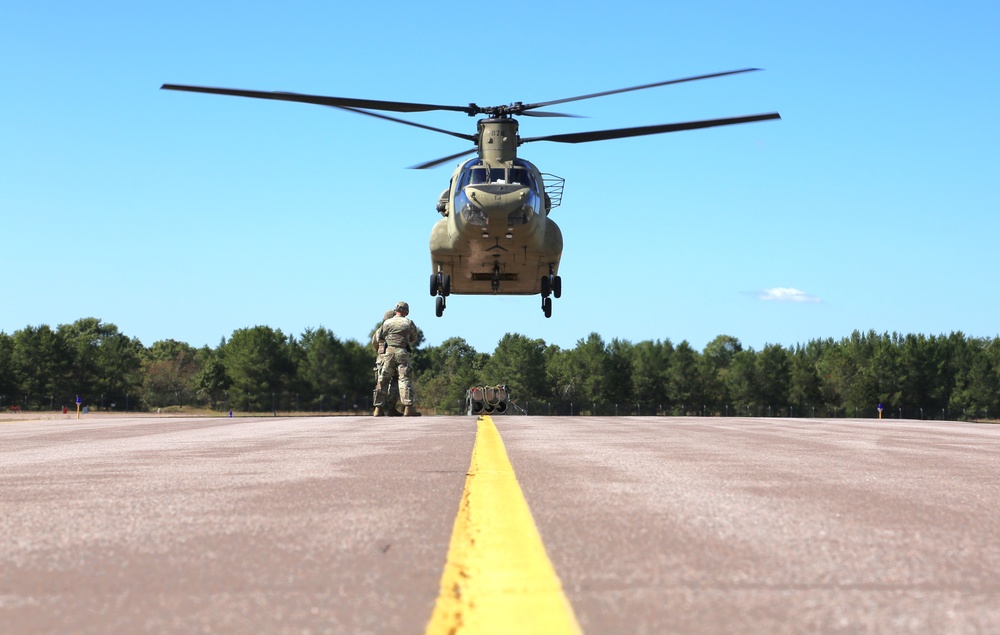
xmin=2 ymin=318 xmax=998 ymax=420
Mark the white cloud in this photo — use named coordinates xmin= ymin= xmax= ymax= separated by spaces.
xmin=757 ymin=287 xmax=821 ymax=303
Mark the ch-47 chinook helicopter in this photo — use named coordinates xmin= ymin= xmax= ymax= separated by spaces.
xmin=162 ymin=68 xmax=779 ymax=318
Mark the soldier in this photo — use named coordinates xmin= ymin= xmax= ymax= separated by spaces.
xmin=372 ymin=309 xmax=401 ymax=416
xmin=373 ymin=301 xmax=419 ymax=416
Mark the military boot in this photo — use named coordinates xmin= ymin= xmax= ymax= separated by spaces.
xmin=373 ymin=406 xmax=382 ymax=416
xmin=403 ymin=406 xmax=421 ymax=417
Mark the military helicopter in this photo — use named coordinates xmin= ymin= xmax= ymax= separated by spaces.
xmin=162 ymin=69 xmax=779 ymax=318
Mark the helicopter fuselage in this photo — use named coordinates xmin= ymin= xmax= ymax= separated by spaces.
xmin=430 ymin=154 xmax=562 ymax=296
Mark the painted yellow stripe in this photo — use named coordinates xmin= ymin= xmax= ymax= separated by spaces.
xmin=425 ymin=415 xmax=582 ymax=635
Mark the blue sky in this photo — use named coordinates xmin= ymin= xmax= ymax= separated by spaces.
xmin=3 ymin=1 xmax=998 ymax=355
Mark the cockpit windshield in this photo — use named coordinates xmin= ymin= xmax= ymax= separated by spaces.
xmin=509 ymin=168 xmax=533 ymax=186
xmin=454 ymin=158 xmax=544 ymax=228
xmin=458 ymin=159 xmax=537 ymax=191
xmin=469 ymin=168 xmax=492 ymax=185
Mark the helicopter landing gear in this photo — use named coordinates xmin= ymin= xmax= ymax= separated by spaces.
xmin=490 ymin=263 xmax=501 ymax=293
xmin=430 ymin=271 xmax=451 ymax=297
xmin=549 ymin=263 xmax=562 ymax=299
xmin=540 ymin=274 xmax=563 ymax=298
xmin=540 ymin=265 xmax=561 ymax=318
xmin=431 ymin=269 xmax=450 ymax=317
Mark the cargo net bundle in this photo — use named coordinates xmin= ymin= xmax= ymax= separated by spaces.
xmin=466 ymin=385 xmax=512 ymax=416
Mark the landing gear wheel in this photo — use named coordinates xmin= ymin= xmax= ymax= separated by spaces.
xmin=540 ymin=275 xmax=551 ymax=298
xmin=432 ymin=271 xmax=451 ymax=299
xmin=552 ymin=275 xmax=562 ymax=299
xmin=542 ymin=296 xmax=552 ymax=318
xmin=435 ymin=295 xmax=445 ymax=317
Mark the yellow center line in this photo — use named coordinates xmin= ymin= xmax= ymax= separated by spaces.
xmin=425 ymin=415 xmax=582 ymax=635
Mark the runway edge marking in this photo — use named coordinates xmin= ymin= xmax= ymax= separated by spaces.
xmin=425 ymin=415 xmax=582 ymax=635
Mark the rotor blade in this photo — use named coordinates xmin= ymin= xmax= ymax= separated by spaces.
xmin=520 ymin=68 xmax=763 ymax=112
xmin=409 ymin=148 xmax=478 ymax=170
xmin=161 ymin=84 xmax=475 ymax=115
xmin=520 ymin=110 xmax=583 ymax=118
xmin=333 ymin=105 xmax=476 ymax=142
xmin=521 ymin=112 xmax=781 ymax=145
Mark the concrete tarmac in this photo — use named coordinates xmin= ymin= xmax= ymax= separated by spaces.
xmin=2 ymin=415 xmax=999 ymax=634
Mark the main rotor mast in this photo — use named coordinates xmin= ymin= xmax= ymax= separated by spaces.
xmin=477 ymin=118 xmax=520 ymax=164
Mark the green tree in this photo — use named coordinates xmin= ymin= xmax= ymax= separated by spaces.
xmin=702 ymin=335 xmax=743 ymax=413
xmin=667 ymin=340 xmax=702 ymax=415
xmin=756 ymin=343 xmax=791 ymax=415
xmin=544 ymin=345 xmax=575 ymax=414
xmin=981 ymin=338 xmax=1000 ymax=418
xmin=946 ymin=335 xmax=1000 ymax=419
xmin=630 ymin=340 xmax=672 ymax=413
xmin=838 ymin=330 xmax=877 ymax=416
xmin=704 ymin=335 xmax=743 ymax=370
xmin=815 ymin=339 xmax=848 ymax=415
xmin=98 ymin=334 xmax=143 ymax=411
xmin=727 ymin=348 xmax=759 ymax=415
xmin=57 ymin=317 xmax=107 ymax=402
xmin=899 ymin=332 xmax=964 ymax=417
xmin=871 ymin=333 xmax=903 ymax=412
xmin=297 ymin=327 xmax=350 ymax=410
xmin=898 ymin=333 xmax=937 ymax=415
xmin=195 ymin=344 xmax=232 ymax=410
xmin=788 ymin=341 xmax=823 ymax=416
xmin=0 ymin=332 xmax=15 ymax=408
xmin=221 ymin=326 xmax=294 ymax=412
xmin=481 ymin=333 xmax=549 ymax=412
xmin=340 ymin=339 xmax=377 ymax=412
xmin=569 ymin=333 xmax=610 ymax=413
xmin=142 ymin=339 xmax=201 ymax=409
xmin=418 ymin=337 xmax=486 ymax=414
xmin=11 ymin=324 xmax=71 ymax=409
xmin=57 ymin=318 xmax=143 ymax=410
xmin=604 ymin=339 xmax=634 ymax=409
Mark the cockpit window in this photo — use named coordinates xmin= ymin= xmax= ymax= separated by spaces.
xmin=508 ymin=168 xmax=533 ymax=186
xmin=458 ymin=160 xmax=537 ymax=190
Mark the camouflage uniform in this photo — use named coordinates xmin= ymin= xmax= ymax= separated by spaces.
xmin=372 ymin=310 xmax=400 ymax=415
xmin=373 ymin=302 xmax=418 ymax=413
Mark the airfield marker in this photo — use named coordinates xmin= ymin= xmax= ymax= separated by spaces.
xmin=425 ymin=415 xmax=581 ymax=635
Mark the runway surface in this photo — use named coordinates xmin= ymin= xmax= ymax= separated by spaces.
xmin=2 ymin=414 xmax=999 ymax=634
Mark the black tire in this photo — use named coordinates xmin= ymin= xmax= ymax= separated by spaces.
xmin=441 ymin=273 xmax=451 ymax=297
xmin=542 ymin=296 xmax=552 ymax=318
xmin=540 ymin=275 xmax=550 ymax=298
xmin=430 ymin=273 xmax=439 ymax=297
xmin=553 ymin=275 xmax=562 ymax=299
xmin=435 ymin=295 xmax=445 ymax=317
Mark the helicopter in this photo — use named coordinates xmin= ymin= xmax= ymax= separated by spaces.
xmin=162 ymin=69 xmax=779 ymax=318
